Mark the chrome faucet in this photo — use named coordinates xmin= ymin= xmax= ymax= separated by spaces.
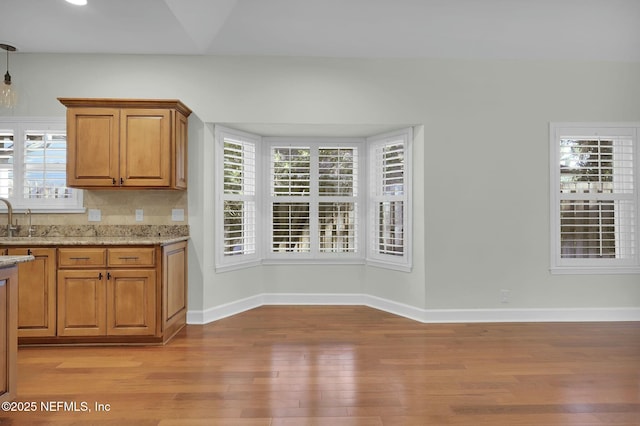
xmin=26 ymin=208 xmax=33 ymax=238
xmin=0 ymin=198 xmax=17 ymax=237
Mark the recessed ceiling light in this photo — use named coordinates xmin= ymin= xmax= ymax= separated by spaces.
xmin=65 ymin=0 xmax=87 ymax=5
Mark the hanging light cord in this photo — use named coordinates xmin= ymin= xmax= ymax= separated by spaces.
xmin=0 ymin=44 xmax=16 ymax=85
xmin=4 ymin=48 xmax=10 ymax=85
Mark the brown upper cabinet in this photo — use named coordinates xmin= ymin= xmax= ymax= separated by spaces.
xmin=59 ymin=98 xmax=191 ymax=190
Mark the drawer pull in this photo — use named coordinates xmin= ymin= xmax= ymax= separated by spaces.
xmin=70 ymin=257 xmax=91 ymax=260
xmin=118 ymin=256 xmax=139 ymax=260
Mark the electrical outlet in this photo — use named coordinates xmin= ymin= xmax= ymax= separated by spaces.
xmin=500 ymin=289 xmax=510 ymax=304
xmin=171 ymin=209 xmax=184 ymax=222
xmin=135 ymin=209 xmax=144 ymax=222
xmin=88 ymin=209 xmax=101 ymax=222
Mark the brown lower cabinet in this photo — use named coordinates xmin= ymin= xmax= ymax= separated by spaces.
xmin=7 ymin=248 xmax=56 ymax=337
xmin=57 ymin=268 xmax=107 ymax=336
xmin=9 ymin=241 xmax=187 ymax=345
xmin=0 ymin=266 xmax=17 ymax=403
xmin=57 ymin=268 xmax=157 ymax=337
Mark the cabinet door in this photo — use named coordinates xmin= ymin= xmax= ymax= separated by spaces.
xmin=162 ymin=241 xmax=187 ymax=336
xmin=66 ymin=107 xmax=120 ymax=187
xmin=173 ymin=111 xmax=188 ymax=189
xmin=57 ymin=270 xmax=106 ymax=336
xmin=0 ymin=275 xmax=6 ymax=398
xmin=107 ymin=269 xmax=156 ymax=336
xmin=9 ymin=248 xmax=56 ymax=337
xmin=0 ymin=267 xmax=17 ymax=402
xmin=120 ymin=109 xmax=171 ymax=187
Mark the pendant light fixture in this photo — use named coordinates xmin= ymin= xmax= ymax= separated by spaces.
xmin=0 ymin=44 xmax=17 ymax=109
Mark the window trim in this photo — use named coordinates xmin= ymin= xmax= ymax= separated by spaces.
xmin=0 ymin=117 xmax=84 ymax=213
xmin=550 ymin=122 xmax=640 ymax=274
xmin=214 ymin=125 xmax=262 ymax=272
xmin=262 ymin=137 xmax=365 ymax=263
xmin=366 ymin=128 xmax=413 ymax=272
xmin=214 ymin=125 xmax=414 ymax=272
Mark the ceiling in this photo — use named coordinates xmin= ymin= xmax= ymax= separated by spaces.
xmin=1 ymin=0 xmax=639 ymax=62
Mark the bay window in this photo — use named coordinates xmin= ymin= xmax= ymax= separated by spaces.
xmin=215 ymin=126 xmax=413 ymax=272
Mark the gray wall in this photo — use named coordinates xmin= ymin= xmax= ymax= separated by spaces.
xmin=3 ymin=53 xmax=639 ymax=318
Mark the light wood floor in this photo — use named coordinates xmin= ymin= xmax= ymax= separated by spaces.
xmin=1 ymin=306 xmax=639 ymax=425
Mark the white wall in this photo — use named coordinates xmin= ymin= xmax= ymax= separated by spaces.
xmin=3 ymin=53 xmax=639 ymax=321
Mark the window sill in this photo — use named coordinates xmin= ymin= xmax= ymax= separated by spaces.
xmin=550 ymin=266 xmax=640 ymax=275
xmin=216 ymin=257 xmax=414 ymax=272
xmin=262 ymin=258 xmax=365 ymax=266
xmin=215 ymin=260 xmax=262 ymax=273
xmin=366 ymin=259 xmax=412 ymax=273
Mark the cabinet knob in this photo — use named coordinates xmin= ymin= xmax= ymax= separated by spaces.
xmin=98 ymin=272 xmax=103 ymax=280
xmin=112 ymin=178 xmax=116 ymax=185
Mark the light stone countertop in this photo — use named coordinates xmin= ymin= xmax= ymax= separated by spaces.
xmin=0 ymin=235 xmax=189 ymax=247
xmin=0 ymin=255 xmax=35 ymax=267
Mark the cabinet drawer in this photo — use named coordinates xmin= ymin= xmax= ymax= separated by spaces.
xmin=107 ymin=248 xmax=155 ymax=267
xmin=58 ymin=248 xmax=106 ymax=268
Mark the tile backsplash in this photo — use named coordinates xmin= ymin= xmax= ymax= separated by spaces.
xmin=7 ymin=190 xmax=188 ymax=227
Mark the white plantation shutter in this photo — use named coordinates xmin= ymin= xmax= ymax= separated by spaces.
xmin=223 ymin=141 xmax=255 ymax=195
xmin=270 ymin=146 xmax=311 ymax=254
xmin=374 ymin=142 xmax=405 ymax=256
xmin=267 ymin=141 xmax=362 ymax=259
xmin=223 ymin=198 xmax=256 ymax=255
xmin=319 ymin=202 xmax=356 ymax=253
xmin=272 ymin=202 xmax=310 ymax=252
xmin=318 ymin=148 xmax=357 ymax=196
xmin=560 ymin=199 xmax=635 ymax=259
xmin=0 ymin=130 xmax=13 ymax=199
xmin=24 ymin=131 xmax=71 ymax=200
xmin=214 ymin=126 xmax=412 ymax=271
xmin=318 ymin=147 xmax=358 ymax=254
xmin=377 ymin=200 xmax=404 ymax=256
xmin=272 ymin=147 xmax=310 ymax=196
xmin=215 ymin=126 xmax=260 ymax=270
xmin=367 ymin=129 xmax=412 ymax=270
xmin=222 ymin=137 xmax=256 ymax=256
xmin=551 ymin=124 xmax=640 ymax=273
xmin=0 ymin=119 xmax=82 ymax=211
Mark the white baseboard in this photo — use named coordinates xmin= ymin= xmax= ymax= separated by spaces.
xmin=186 ymin=293 xmax=640 ymax=325
xmin=186 ymin=294 xmax=263 ymax=324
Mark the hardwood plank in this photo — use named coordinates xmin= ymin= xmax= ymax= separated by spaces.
xmin=0 ymin=306 xmax=639 ymax=425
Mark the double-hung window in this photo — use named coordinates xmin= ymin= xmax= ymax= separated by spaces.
xmin=215 ymin=127 xmax=260 ymax=270
xmin=550 ymin=123 xmax=639 ymax=273
xmin=214 ymin=125 xmax=413 ymax=272
xmin=266 ymin=139 xmax=363 ymax=262
xmin=367 ymin=130 xmax=412 ymax=270
xmin=0 ymin=118 xmax=83 ymax=212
